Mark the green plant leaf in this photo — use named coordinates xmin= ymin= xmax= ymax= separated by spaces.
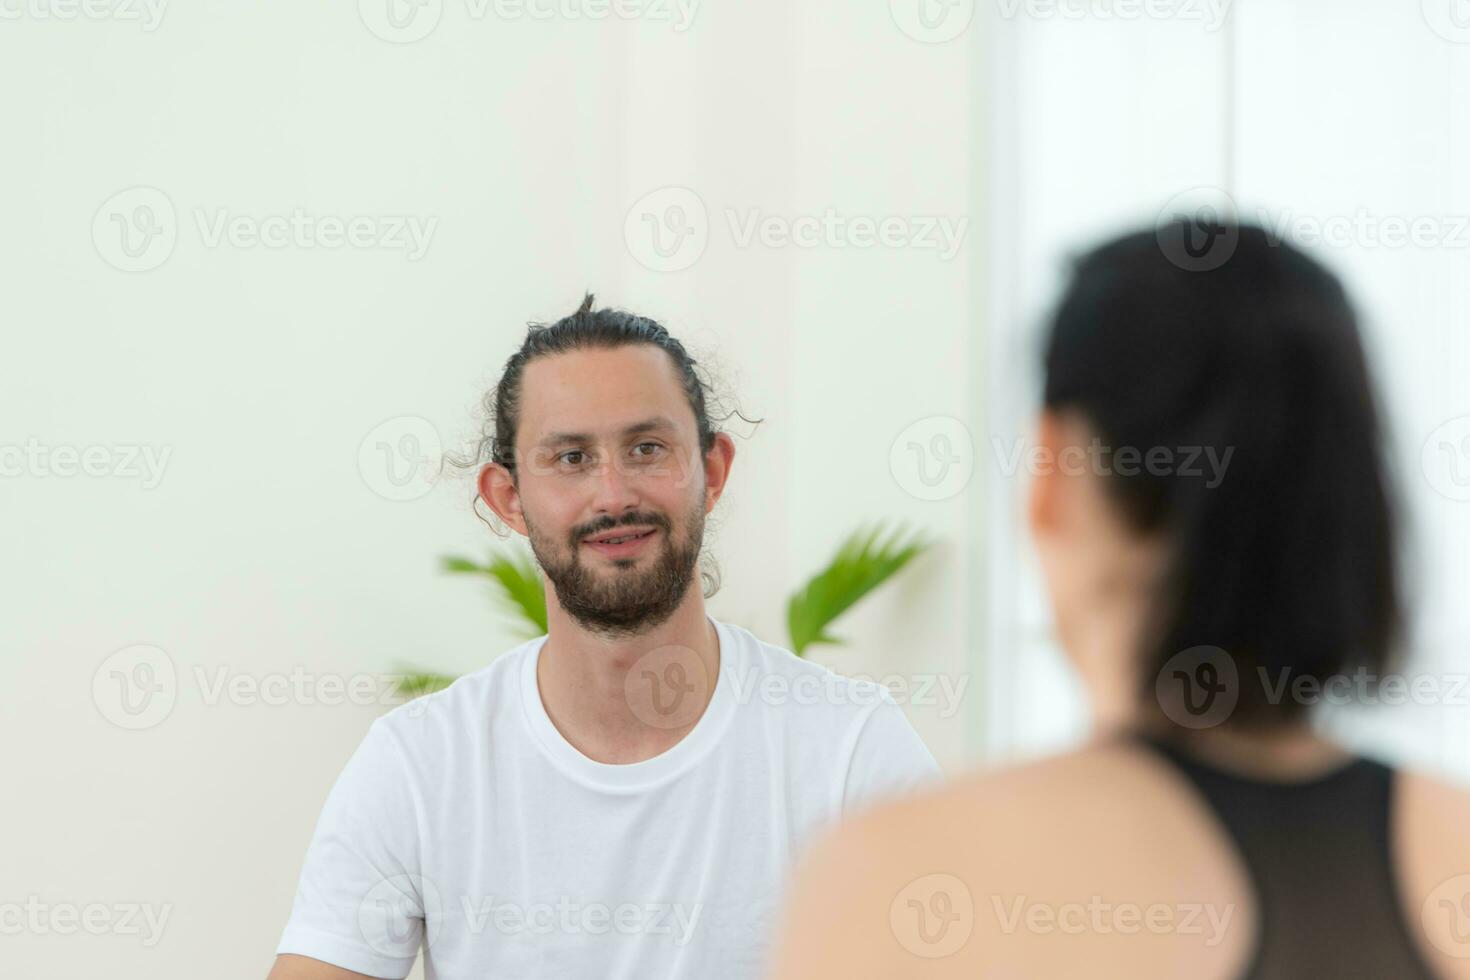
xmin=393 ymin=671 xmax=457 ymax=700
xmin=785 ymin=521 xmax=931 ymax=657
xmin=441 ymin=549 xmax=548 ymax=636
xmin=440 ymin=556 xmax=483 ymax=573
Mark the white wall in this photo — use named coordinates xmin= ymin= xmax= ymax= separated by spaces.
xmin=8 ymin=1 xmax=1468 ymax=976
xmin=980 ymin=0 xmax=1470 ymax=781
xmin=0 ymin=2 xmax=978 ymax=977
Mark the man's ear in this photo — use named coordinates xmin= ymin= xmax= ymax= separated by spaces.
xmin=478 ymin=463 xmax=528 ymax=535
xmin=700 ymin=433 xmax=737 ymax=514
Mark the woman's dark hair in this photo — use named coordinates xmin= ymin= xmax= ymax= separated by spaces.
xmin=1043 ymin=220 xmax=1402 ymax=730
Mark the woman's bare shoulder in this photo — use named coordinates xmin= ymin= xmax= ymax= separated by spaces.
xmin=771 ymin=742 xmax=1254 ymax=980
xmin=1397 ymin=765 xmax=1470 ymax=978
xmin=853 ymin=740 xmax=1209 ymax=845
xmin=1400 ymin=764 xmax=1470 ymax=830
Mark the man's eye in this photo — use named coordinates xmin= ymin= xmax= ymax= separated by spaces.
xmin=633 ymin=442 xmax=663 ymax=457
xmin=559 ymin=451 xmax=586 ymax=466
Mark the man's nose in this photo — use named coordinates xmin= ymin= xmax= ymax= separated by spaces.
xmin=590 ymin=455 xmax=641 ymax=514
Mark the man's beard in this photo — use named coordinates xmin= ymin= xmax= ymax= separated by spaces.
xmin=525 ymin=500 xmax=705 ymax=638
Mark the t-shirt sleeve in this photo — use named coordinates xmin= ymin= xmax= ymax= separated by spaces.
xmin=839 ymin=690 xmax=945 ymax=816
xmin=276 ymin=718 xmax=426 ymax=978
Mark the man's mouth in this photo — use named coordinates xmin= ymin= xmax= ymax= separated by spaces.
xmin=582 ymin=526 xmax=660 ymax=557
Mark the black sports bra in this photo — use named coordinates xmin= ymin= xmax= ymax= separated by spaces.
xmin=1136 ymin=734 xmax=1439 ymax=980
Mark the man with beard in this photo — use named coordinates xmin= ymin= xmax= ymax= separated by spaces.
xmin=268 ymin=295 xmax=942 ymax=980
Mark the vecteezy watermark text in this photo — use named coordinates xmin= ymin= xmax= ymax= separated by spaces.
xmin=995 ymin=0 xmax=1231 ymax=30
xmin=358 ymin=0 xmax=699 ymax=43
xmin=724 ymin=667 xmax=970 ymax=719
xmin=92 ymin=644 xmax=443 ymax=731
xmin=192 ymin=208 xmax=436 ymax=260
xmin=0 ymin=439 xmax=171 ymax=489
xmin=991 ymin=436 xmax=1235 ymax=488
xmin=725 ymin=209 xmax=968 ymax=261
xmin=1260 ymin=667 xmax=1470 ymax=708
xmin=623 ymin=187 xmax=969 ymax=273
xmin=0 ymin=897 xmax=172 ymax=947
xmin=0 ymin=0 xmax=167 ymax=29
xmin=93 ymin=187 xmax=438 ymax=272
xmin=460 ymin=895 xmax=702 ymax=945
xmin=991 ymin=895 xmax=1236 ymax=946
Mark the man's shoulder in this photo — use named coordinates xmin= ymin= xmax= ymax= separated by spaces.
xmin=369 ymin=636 xmax=540 ymax=748
xmin=719 ymin=619 xmax=898 ymax=728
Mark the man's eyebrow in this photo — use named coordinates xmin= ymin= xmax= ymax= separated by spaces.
xmin=537 ymin=417 xmax=677 ymax=448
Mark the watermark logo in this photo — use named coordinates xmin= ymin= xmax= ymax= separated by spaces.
xmin=93 ymin=644 xmax=178 ymax=730
xmin=1421 ymin=874 xmax=1470 ymax=958
xmin=358 ymin=416 xmax=443 ymax=502
xmin=625 ymin=644 xmax=711 ymax=731
xmin=1156 ymin=186 xmax=1239 ymax=272
xmin=624 ymin=188 xmax=967 ymax=270
xmin=1423 ymin=0 xmax=1470 ymax=43
xmin=1156 ymin=195 xmax=1470 ymax=258
xmin=625 ymin=187 xmax=708 ymax=273
xmin=889 ymin=0 xmax=974 ymax=43
xmin=93 ymin=187 xmax=177 ymax=272
xmin=520 ymin=439 xmax=705 ymax=490
xmin=890 ymin=416 xmax=974 ymax=501
xmin=93 ymin=187 xmax=438 ymax=271
xmin=359 ymin=0 xmax=443 ymax=42
xmin=890 ymin=873 xmax=974 ymax=958
xmin=1423 ymin=416 xmax=1470 ymax=502
xmin=1155 ymin=645 xmax=1238 ymax=729
xmin=358 ymin=874 xmax=444 ymax=958
xmin=94 ymin=656 xmax=439 ymax=730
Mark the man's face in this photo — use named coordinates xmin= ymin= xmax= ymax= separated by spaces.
xmin=507 ymin=345 xmax=712 ymax=637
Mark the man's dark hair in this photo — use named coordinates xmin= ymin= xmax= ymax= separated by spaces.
xmin=451 ymin=294 xmax=758 ymax=602
xmin=482 ymin=293 xmax=724 ymax=477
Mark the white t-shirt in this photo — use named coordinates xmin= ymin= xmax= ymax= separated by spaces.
xmin=277 ymin=615 xmax=943 ymax=979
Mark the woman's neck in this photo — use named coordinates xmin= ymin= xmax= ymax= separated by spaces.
xmin=1150 ymin=722 xmax=1355 ymax=781
xmin=1071 ymin=585 xmax=1353 ymax=781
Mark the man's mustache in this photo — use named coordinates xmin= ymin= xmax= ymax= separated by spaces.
xmin=574 ymin=513 xmax=670 ymax=543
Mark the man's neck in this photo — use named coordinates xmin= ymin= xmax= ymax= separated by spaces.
xmin=536 ymin=596 xmax=721 ymax=765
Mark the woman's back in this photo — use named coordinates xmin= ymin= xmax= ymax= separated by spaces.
xmin=1134 ymin=733 xmax=1460 ymax=979
xmin=771 ymin=736 xmax=1470 ymax=979
xmin=770 ymin=740 xmax=1470 ymax=975
xmin=769 ymin=222 xmax=1470 ymax=979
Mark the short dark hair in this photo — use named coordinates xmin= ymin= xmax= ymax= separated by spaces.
xmin=451 ymin=294 xmax=759 ymax=598
xmin=482 ymin=293 xmax=725 ymax=477
xmin=1043 ymin=221 xmax=1403 ymax=731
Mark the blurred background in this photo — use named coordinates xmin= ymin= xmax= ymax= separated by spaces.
xmin=3 ymin=0 xmax=1469 ymax=976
